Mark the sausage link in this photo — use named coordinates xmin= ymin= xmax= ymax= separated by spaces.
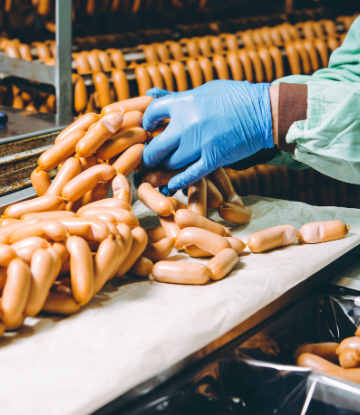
xmin=12 ymin=236 xmax=51 ymax=264
xmin=42 ymin=291 xmax=80 ymax=315
xmin=39 ymin=131 xmax=85 ymax=171
xmin=170 ymin=61 xmax=188 ymax=92
xmin=0 ymin=235 xmax=10 ymax=244
xmin=73 ymin=52 xmax=92 ymax=75
xmin=10 ymin=220 xmax=68 ymax=243
xmin=186 ymin=58 xmax=204 ymax=88
xmin=1 ymin=258 xmax=31 ymax=325
xmin=298 ymin=220 xmax=349 ymax=244
xmin=80 ymin=155 xmax=98 ymax=170
xmin=206 ymin=178 xmax=223 ymax=209
xmin=247 ymin=50 xmax=264 ymax=83
xmin=117 ymin=111 xmax=143 ymax=134
xmin=143 ymin=238 xmax=174 ymax=262
xmin=112 ymin=143 xmax=144 ymax=176
xmin=57 ymin=218 xmax=110 ymax=242
xmin=257 ymin=47 xmax=273 ymax=82
xmin=5 ymin=43 xmax=20 ymax=59
xmin=102 ymin=96 xmax=153 ymax=116
xmin=175 ymin=209 xmax=225 ymax=236
xmin=168 ymin=197 xmax=187 ymax=211
xmin=314 ymin=38 xmax=329 ymax=68
xmin=92 ymin=72 xmax=112 ymax=110
xmin=55 ymin=113 xmax=100 ymax=144
xmin=165 ymin=41 xmax=184 ymax=60
xmin=135 ymin=66 xmax=153 ymax=96
xmin=225 ymin=237 xmax=246 ymax=254
xmin=77 ymin=198 xmax=131 ymax=215
xmin=293 ymin=342 xmax=339 ymax=362
xmin=293 ymin=40 xmax=311 ymax=75
xmin=302 ymin=39 xmax=319 ymax=72
xmin=116 ymin=223 xmax=133 ymax=259
xmin=226 ymin=51 xmax=243 ymax=81
xmin=112 ymin=69 xmax=130 ymax=101
xmin=209 ymin=36 xmax=224 ymax=54
xmin=81 ymin=181 xmax=111 ymax=205
xmin=129 ymin=256 xmax=153 ymax=278
xmin=210 ymin=167 xmax=243 ymax=206
xmin=146 ymin=65 xmax=165 ymax=89
xmin=336 ymin=337 xmax=360 ymax=355
xmin=79 ymin=207 xmax=139 ymax=228
xmin=87 ymin=51 xmax=102 ymax=72
xmin=138 ymin=183 xmax=175 ymax=217
xmin=185 ymin=39 xmax=200 ymax=58
xmin=143 ymin=45 xmax=159 ymax=63
xmin=285 ymin=42 xmax=301 ymax=75
xmin=0 ymin=245 xmax=17 ymax=266
xmin=207 ymin=248 xmax=238 ymax=281
xmin=52 ymin=242 xmax=69 ymax=264
xmin=146 ymin=226 xmax=166 ymax=244
xmin=61 ymin=164 xmax=116 ymax=202
xmin=188 ymin=178 xmax=207 ymax=217
xmin=158 ymin=63 xmax=174 ymax=92
xmin=153 ymin=261 xmax=210 ymax=285
xmin=296 ymin=352 xmax=339 ymax=372
xmin=178 ymin=227 xmax=231 ymax=255
xmin=0 ymin=218 xmax=20 ymax=227
xmin=184 ymin=245 xmax=212 ymax=257
xmin=109 ymin=50 xmax=127 ymax=69
xmin=219 ymin=202 xmax=252 ymax=225
xmin=97 ymin=51 xmax=113 ymax=72
xmin=4 ymin=195 xmax=63 ymax=219
xmin=159 ymin=215 xmax=183 ymax=250
xmin=74 ymin=76 xmax=88 ymax=114
xmin=141 ymin=168 xmax=184 ymax=188
xmin=76 ymin=111 xmax=123 ymax=158
xmin=96 ymin=127 xmax=147 ymax=160
xmin=238 ymin=50 xmax=253 ymax=82
xmin=338 ymin=348 xmax=360 ymax=369
xmin=212 ymin=54 xmax=230 ymax=80
xmin=46 ymin=157 xmax=82 ymax=196
xmin=198 ymin=37 xmax=212 ymax=56
xmin=248 ymin=224 xmax=297 ymax=253
xmin=115 ymin=226 xmax=148 ymax=277
xmin=31 ymin=168 xmax=51 ymax=196
xmin=112 ymin=174 xmax=132 ymax=205
xmin=67 ymin=235 xmax=94 ymax=305
xmin=198 ymin=56 xmax=214 ymax=82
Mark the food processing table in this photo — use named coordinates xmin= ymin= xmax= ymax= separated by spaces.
xmin=1 ymin=195 xmax=360 ymax=415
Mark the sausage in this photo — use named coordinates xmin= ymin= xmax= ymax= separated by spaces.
xmin=73 ymin=75 xmax=88 ymax=114
xmin=302 ymin=39 xmax=319 ymax=72
xmin=158 ymin=63 xmax=174 ymax=92
xmin=102 ymin=96 xmax=153 ymax=116
xmin=219 ymin=203 xmax=252 ymax=225
xmin=111 ymin=69 xmax=130 ymax=102
xmin=79 ymin=155 xmax=98 ymax=170
xmin=10 ymin=220 xmax=68 ymax=243
xmin=207 ymin=248 xmax=238 ymax=281
xmin=11 ymin=236 xmax=51 ymax=260
xmin=293 ymin=40 xmax=311 ymax=75
xmin=52 ymin=242 xmax=69 ymax=264
xmin=170 ymin=61 xmax=188 ymax=92
xmin=4 ymin=195 xmax=63 ymax=219
xmin=115 ymin=226 xmax=148 ymax=277
xmin=336 ymin=337 xmax=360 ymax=355
xmin=285 ymin=42 xmax=301 ymax=75
xmin=141 ymin=168 xmax=184 ymax=188
xmin=138 ymin=183 xmax=175 ymax=217
xmin=168 ymin=197 xmax=187 ymax=211
xmin=146 ymin=65 xmax=165 ymax=89
xmin=178 ymin=227 xmax=231 ymax=255
xmin=0 ymin=222 xmax=29 ymax=239
xmin=55 ymin=113 xmax=100 ymax=144
xmin=0 ymin=235 xmax=10 ymax=244
xmin=61 ymin=164 xmax=116 ymax=202
xmin=355 ymin=326 xmax=360 ymax=337
xmin=175 ymin=209 xmax=225 ymax=236
xmin=206 ymin=178 xmax=223 ymax=209
xmin=298 ymin=220 xmax=350 ymax=244
xmin=158 ymin=215 xmax=183 ymax=250
xmin=97 ymin=51 xmax=113 ymax=72
xmin=109 ymin=50 xmax=127 ymax=70
xmin=94 ymin=236 xmax=122 ymax=294
xmin=226 ymin=51 xmax=243 ymax=81
xmin=112 ymin=143 xmax=144 ymax=176
xmin=1 ymin=258 xmax=31 ymax=325
xmin=212 ymin=54 xmax=230 ymax=80
xmin=154 ymin=43 xmax=170 ymax=62
xmin=209 ymin=36 xmax=224 ymax=54
xmin=0 ymin=218 xmax=20 ymax=227
xmin=327 ymin=37 xmax=340 ymax=52
xmin=135 ymin=66 xmax=153 ymax=96
xmin=224 ymin=237 xmax=245 ymax=254
xmin=12 ymin=95 xmax=25 ymax=109
xmin=39 ymin=131 xmax=85 ymax=171
xmin=5 ymin=43 xmax=20 ymax=59
xmin=188 ymin=178 xmax=207 ymax=217
xmin=0 ymin=245 xmax=17 ymax=266
xmin=268 ymin=46 xmax=284 ymax=79
xmin=73 ymin=52 xmax=91 ymax=75
xmin=112 ymin=174 xmax=132 ymax=205
xmin=293 ymin=342 xmax=339 ymax=362
xmin=210 ymin=168 xmax=243 ymax=206
xmin=116 ymin=223 xmax=133 ymax=259
xmin=31 ymin=168 xmax=51 ymax=196
xmin=198 ymin=56 xmax=214 ymax=82
xmin=186 ymin=58 xmax=203 ymax=88
xmin=46 ymin=157 xmax=82 ymax=196
xmin=81 ymin=182 xmax=111 ymax=205
xmin=42 ymin=291 xmax=80 ymax=315
xmin=87 ymin=51 xmax=102 ymax=72
xmin=184 ymin=244 xmax=212 ymax=258
xmin=237 ymin=50 xmax=253 ymax=82
xmin=185 ymin=39 xmax=200 ymax=58
xmin=77 ymin=198 xmax=131 ymax=215
xmin=165 ymin=41 xmax=184 ymax=60
xmin=66 ymin=235 xmax=94 ymax=305
xmin=57 ymin=218 xmax=110 ymax=242
xmin=143 ymin=45 xmax=159 ymax=63
xmin=76 ymin=111 xmax=123 ymax=158
xmin=257 ymin=47 xmax=273 ymax=82
xmin=338 ymin=348 xmax=360 ymax=369
xmin=129 ymin=256 xmax=153 ymax=278
xmin=96 ymin=127 xmax=147 ymax=160
xmin=143 ymin=238 xmax=175 ymax=262
xmin=247 ymin=224 xmax=298 ymax=253
xmin=24 ymin=248 xmax=58 ymax=316
xmin=146 ymin=226 xmax=166 ymax=244
xmin=296 ymin=352 xmax=340 ymax=372
xmin=152 ymin=261 xmax=211 ymax=285
xmin=117 ymin=111 xmax=143 ymax=134
xmin=79 ymin=208 xmax=139 ymax=228
xmin=92 ymin=72 xmax=112 ymax=109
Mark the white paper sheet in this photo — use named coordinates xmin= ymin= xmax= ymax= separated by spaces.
xmin=1 ymin=196 xmax=360 ymax=415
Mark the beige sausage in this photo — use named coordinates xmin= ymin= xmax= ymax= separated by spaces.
xmin=206 ymin=178 xmax=223 ymax=209
xmin=116 ymin=223 xmax=133 ymax=259
xmin=336 ymin=337 xmax=360 ymax=355
xmin=159 ymin=215 xmax=183 ymax=250
xmin=115 ymin=227 xmax=148 ymax=277
xmin=21 ymin=211 xmax=76 ymax=221
xmin=67 ymin=235 xmax=94 ymax=305
xmin=1 ymin=258 xmax=31 ymax=325
xmin=96 ymin=127 xmax=147 ymax=160
xmin=52 ymin=242 xmax=69 ymax=264
xmin=175 ymin=209 xmax=225 ymax=236
xmin=248 ymin=224 xmax=298 ymax=253
xmin=102 ymin=96 xmax=153 ymax=116
xmin=79 ymin=207 xmax=139 ymax=228
xmin=112 ymin=69 xmax=130 ymax=101
xmin=146 ymin=226 xmax=166 ymax=244
xmin=4 ymin=195 xmax=63 ymax=219
xmin=117 ymin=111 xmax=143 ymax=133
xmin=61 ymin=164 xmax=116 ymax=202
xmin=12 ymin=236 xmax=51 ymax=264
xmin=135 ymin=66 xmax=153 ymax=96
xmin=76 ymin=111 xmax=123 ymax=158
xmin=152 ymin=261 xmax=210 ymax=285
xmin=57 ymin=217 xmax=109 ymax=242
xmin=219 ymin=202 xmax=252 ymax=225
xmin=188 ymin=178 xmax=207 ymax=217
xmin=298 ymin=220 xmax=350 ymax=244
xmin=178 ymin=227 xmax=231 ymax=255
xmin=55 ymin=113 xmax=100 ymax=144
xmin=112 ymin=143 xmax=144 ymax=176
xmin=142 ymin=167 xmax=184 ymax=188
xmin=225 ymin=237 xmax=246 ymax=254
xmin=81 ymin=182 xmax=111 ymax=206
xmin=184 ymin=245 xmax=212 ymax=258
xmin=112 ymin=174 xmax=132 ymax=205
xmin=80 ymin=155 xmax=98 ymax=170
xmin=77 ymin=198 xmax=131 ymax=215
xmin=296 ymin=352 xmax=339 ymax=372
xmin=31 ymin=168 xmax=52 ymax=196
xmin=93 ymin=72 xmax=112 ymax=109
xmin=168 ymin=197 xmax=187 ymax=211
xmin=42 ymin=291 xmax=80 ymax=315
xmin=0 ymin=218 xmax=20 ymax=227
xmin=46 ymin=156 xmax=82 ymax=196
xmin=143 ymin=238 xmax=175 ymax=262
xmin=207 ymin=248 xmax=238 ymax=280
xmin=138 ymin=183 xmax=175 ymax=217
xmin=10 ymin=220 xmax=68 ymax=243
xmin=129 ymin=256 xmax=153 ymax=278
xmin=210 ymin=167 xmax=243 ymax=206
xmin=293 ymin=342 xmax=339 ymax=362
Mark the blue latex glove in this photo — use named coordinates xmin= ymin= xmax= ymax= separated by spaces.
xmin=142 ymin=80 xmax=274 ymax=191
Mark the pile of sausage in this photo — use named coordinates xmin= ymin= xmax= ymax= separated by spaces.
xmin=295 ymin=327 xmax=360 ymax=384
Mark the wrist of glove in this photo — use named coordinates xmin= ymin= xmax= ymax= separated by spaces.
xmin=142 ymin=80 xmax=274 ymax=191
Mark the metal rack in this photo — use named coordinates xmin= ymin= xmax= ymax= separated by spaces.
xmin=0 ymin=0 xmax=72 ymax=118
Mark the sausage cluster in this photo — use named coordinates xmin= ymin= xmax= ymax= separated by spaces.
xmin=295 ymin=327 xmax=360 ymax=384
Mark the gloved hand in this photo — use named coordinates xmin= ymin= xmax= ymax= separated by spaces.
xmin=142 ymin=80 xmax=274 ymax=191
